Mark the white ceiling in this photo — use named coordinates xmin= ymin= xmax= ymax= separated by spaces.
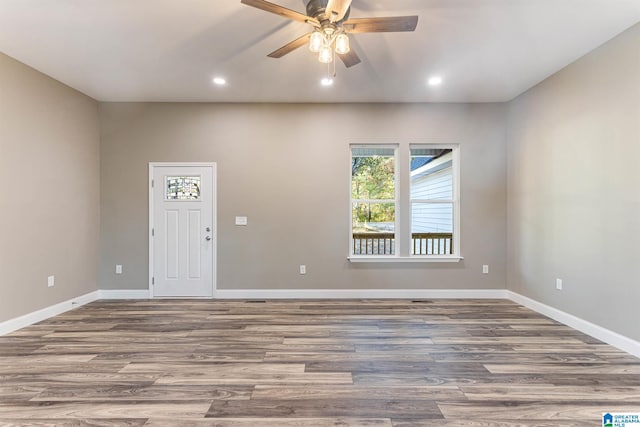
xmin=1 ymin=0 xmax=639 ymax=103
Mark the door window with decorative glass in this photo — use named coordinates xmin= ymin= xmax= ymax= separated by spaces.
xmin=166 ymin=176 xmax=201 ymax=200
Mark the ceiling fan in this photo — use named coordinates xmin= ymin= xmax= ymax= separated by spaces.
xmin=240 ymin=0 xmax=419 ymax=70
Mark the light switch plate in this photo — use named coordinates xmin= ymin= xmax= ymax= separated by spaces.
xmin=47 ymin=275 xmax=55 ymax=287
xmin=115 ymin=265 xmax=123 ymax=274
xmin=235 ymin=216 xmax=248 ymax=226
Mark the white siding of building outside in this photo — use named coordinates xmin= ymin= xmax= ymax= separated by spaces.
xmin=411 ymin=166 xmax=453 ymax=233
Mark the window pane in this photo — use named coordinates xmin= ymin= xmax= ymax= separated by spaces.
xmin=352 ymin=202 xmax=395 ymax=255
xmin=410 ymin=148 xmax=453 ymax=201
xmin=411 ymin=202 xmax=453 ymax=255
xmin=166 ymin=176 xmax=201 ymax=200
xmin=352 ymin=149 xmax=395 ymax=200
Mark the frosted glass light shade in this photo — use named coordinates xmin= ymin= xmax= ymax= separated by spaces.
xmin=309 ymin=31 xmax=323 ymax=53
xmin=319 ymin=45 xmax=333 ymax=63
xmin=335 ymin=34 xmax=350 ymax=55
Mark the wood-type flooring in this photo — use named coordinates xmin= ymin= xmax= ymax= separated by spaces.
xmin=0 ymin=299 xmax=638 ymax=426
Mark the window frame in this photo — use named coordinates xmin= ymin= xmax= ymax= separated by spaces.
xmin=349 ymin=144 xmax=399 ymax=258
xmin=409 ymin=144 xmax=460 ymax=259
xmin=348 ymin=142 xmax=462 ymax=262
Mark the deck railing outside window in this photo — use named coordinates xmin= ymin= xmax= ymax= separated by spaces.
xmin=352 ymin=232 xmax=453 ymax=255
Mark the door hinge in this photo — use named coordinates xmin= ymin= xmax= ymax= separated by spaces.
xmin=152 ymin=228 xmax=155 ymax=237
xmin=152 ymin=277 xmax=155 ymax=285
xmin=151 ymin=179 xmax=154 ymax=188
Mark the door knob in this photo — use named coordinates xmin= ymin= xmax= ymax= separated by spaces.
xmin=205 ymin=236 xmax=211 ymax=241
xmin=205 ymin=227 xmax=211 ymax=232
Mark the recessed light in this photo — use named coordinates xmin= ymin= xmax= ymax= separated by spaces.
xmin=428 ymin=76 xmax=443 ymax=86
xmin=213 ymin=77 xmax=227 ymax=86
xmin=321 ymin=77 xmax=334 ymax=86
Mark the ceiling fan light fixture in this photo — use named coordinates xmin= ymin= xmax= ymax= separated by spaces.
xmin=309 ymin=31 xmax=323 ymax=53
xmin=240 ymin=0 xmax=418 ymax=78
xmin=318 ymin=45 xmax=333 ymax=63
xmin=335 ymin=33 xmax=350 ymax=55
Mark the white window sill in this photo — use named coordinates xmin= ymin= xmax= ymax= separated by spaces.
xmin=348 ymin=256 xmax=463 ymax=263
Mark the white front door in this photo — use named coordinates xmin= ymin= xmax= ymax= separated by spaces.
xmin=150 ymin=164 xmax=216 ymax=298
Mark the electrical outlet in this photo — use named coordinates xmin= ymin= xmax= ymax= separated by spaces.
xmin=482 ymin=265 xmax=489 ymax=274
xmin=115 ymin=265 xmax=123 ymax=274
xmin=235 ymin=216 xmax=248 ymax=226
xmin=47 ymin=275 xmax=55 ymax=287
xmin=556 ymin=278 xmax=563 ymax=290
xmin=299 ymin=265 xmax=306 ymax=275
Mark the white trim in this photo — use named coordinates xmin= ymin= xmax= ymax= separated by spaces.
xmin=0 ymin=291 xmax=100 ymax=336
xmin=148 ymin=164 xmax=154 ymax=298
xmin=452 ymin=145 xmax=461 ymax=257
xmin=214 ymin=289 xmax=507 ymax=300
xmin=348 ymin=256 xmax=463 ymax=263
xmin=394 ymin=145 xmax=401 ymax=255
xmin=99 ymin=289 xmax=151 ymax=300
xmin=507 ymin=291 xmax=640 ymax=359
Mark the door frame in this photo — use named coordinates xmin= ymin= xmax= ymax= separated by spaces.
xmin=148 ymin=162 xmax=217 ymax=299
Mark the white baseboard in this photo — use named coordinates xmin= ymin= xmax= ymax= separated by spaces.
xmin=0 ymin=290 xmax=100 ymax=336
xmin=99 ymin=289 xmax=151 ymax=299
xmin=214 ymin=289 xmax=508 ymax=300
xmin=507 ymin=291 xmax=640 ymax=359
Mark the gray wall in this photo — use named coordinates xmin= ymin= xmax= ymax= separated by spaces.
xmin=2 ymin=20 xmax=638 ymax=346
xmin=507 ymin=24 xmax=640 ymax=341
xmin=0 ymin=53 xmax=100 ymax=322
xmin=99 ymin=103 xmax=507 ymax=291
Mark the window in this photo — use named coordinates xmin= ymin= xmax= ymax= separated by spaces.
xmin=351 ymin=146 xmax=397 ymax=255
xmin=410 ymin=147 xmax=455 ymax=255
xmin=350 ymin=144 xmax=460 ymax=260
xmin=166 ymin=176 xmax=201 ymax=200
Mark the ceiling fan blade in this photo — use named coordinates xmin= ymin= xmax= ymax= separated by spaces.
xmin=343 ymin=16 xmax=419 ymax=33
xmin=267 ymin=33 xmax=312 ymax=58
xmin=338 ymin=48 xmax=361 ymax=68
xmin=240 ymin=0 xmax=318 ymax=25
xmin=326 ymin=0 xmax=352 ymax=22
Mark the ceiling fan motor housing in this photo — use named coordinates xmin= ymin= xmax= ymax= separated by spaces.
xmin=306 ymin=0 xmax=350 ymax=23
